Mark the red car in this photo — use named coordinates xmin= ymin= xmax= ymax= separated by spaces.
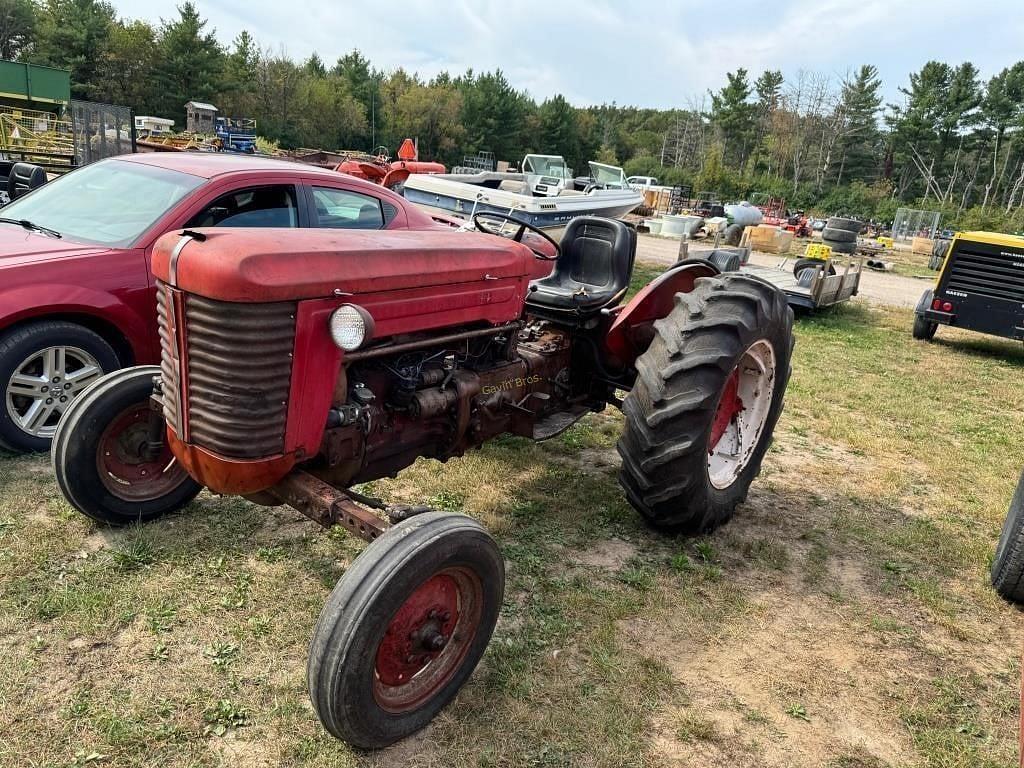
xmin=0 ymin=152 xmax=441 ymax=453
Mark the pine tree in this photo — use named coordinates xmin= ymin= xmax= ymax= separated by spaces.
xmin=0 ymin=0 xmax=36 ymax=60
xmin=836 ymin=65 xmax=883 ymax=183
xmin=31 ymin=0 xmax=116 ymax=99
xmin=538 ymin=94 xmax=580 ymax=169
xmin=154 ymin=2 xmax=224 ymax=126
xmin=709 ymin=68 xmax=756 ymax=168
xmin=304 ymin=52 xmax=326 ymax=78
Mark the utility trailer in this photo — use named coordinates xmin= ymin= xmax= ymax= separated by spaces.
xmin=686 ymin=245 xmax=862 ymax=311
xmin=741 ymin=256 xmax=861 ymax=311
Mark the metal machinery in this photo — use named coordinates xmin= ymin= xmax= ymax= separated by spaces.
xmin=53 ymin=214 xmax=794 ymax=748
xmin=912 ymin=231 xmax=1024 ymax=343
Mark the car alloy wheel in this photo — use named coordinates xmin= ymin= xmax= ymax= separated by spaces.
xmin=5 ymin=345 xmax=104 ymax=439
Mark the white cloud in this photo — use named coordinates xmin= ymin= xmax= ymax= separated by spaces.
xmin=111 ymin=0 xmax=1024 ymax=107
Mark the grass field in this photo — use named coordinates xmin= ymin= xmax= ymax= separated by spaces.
xmin=1 ymin=291 xmax=1021 ymax=767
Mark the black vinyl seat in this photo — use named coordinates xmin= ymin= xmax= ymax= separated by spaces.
xmin=526 ymin=216 xmax=636 ymax=316
xmin=7 ymin=162 xmax=47 ymax=201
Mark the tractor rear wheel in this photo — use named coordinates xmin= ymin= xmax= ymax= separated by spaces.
xmin=308 ymin=511 xmax=504 ymax=749
xmin=618 ymin=273 xmax=793 ymax=534
xmin=992 ymin=468 xmax=1024 ymax=604
xmin=52 ymin=366 xmax=201 ymax=525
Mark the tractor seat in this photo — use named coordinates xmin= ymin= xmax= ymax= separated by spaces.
xmin=7 ymin=162 xmax=46 ymax=201
xmin=526 ymin=216 xmax=636 ymax=315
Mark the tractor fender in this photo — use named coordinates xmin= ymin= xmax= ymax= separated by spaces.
xmin=381 ymin=167 xmax=411 ymax=190
xmin=604 ymin=260 xmax=719 ymax=368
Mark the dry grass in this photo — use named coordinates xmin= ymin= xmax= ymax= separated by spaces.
xmin=0 ymin=299 xmax=1021 ymax=767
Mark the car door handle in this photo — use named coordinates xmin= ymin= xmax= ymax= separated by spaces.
xmin=484 ymin=274 xmax=500 ymax=280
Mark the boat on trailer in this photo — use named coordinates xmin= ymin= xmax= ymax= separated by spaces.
xmin=401 ymin=154 xmax=643 ymax=240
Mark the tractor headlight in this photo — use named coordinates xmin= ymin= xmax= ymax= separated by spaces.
xmin=329 ymin=304 xmax=374 ymax=352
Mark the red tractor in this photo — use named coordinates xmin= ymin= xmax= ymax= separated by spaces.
xmin=52 ymin=213 xmax=793 ymax=748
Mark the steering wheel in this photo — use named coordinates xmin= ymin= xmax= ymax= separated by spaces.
xmin=472 ymin=212 xmax=561 ymax=261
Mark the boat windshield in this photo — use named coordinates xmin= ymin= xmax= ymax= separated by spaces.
xmin=588 ymin=162 xmax=628 ymax=189
xmin=523 ymin=155 xmax=570 ymax=179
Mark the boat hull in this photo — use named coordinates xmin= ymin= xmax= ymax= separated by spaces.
xmin=402 ymin=175 xmax=642 ymax=241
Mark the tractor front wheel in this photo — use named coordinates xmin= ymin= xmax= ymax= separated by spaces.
xmin=51 ymin=366 xmax=201 ymax=525
xmin=308 ymin=511 xmax=504 ymax=749
xmin=618 ymin=273 xmax=793 ymax=534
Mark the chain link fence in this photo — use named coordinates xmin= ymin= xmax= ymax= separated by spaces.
xmin=70 ymin=100 xmax=136 ymax=167
xmin=892 ymin=207 xmax=940 ymax=245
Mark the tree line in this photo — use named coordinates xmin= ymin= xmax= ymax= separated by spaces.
xmin=2 ymin=0 xmax=1023 ymax=230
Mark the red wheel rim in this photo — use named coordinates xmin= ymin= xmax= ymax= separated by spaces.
xmin=373 ymin=566 xmax=483 ymax=713
xmin=709 ymin=366 xmax=743 ymax=450
xmin=95 ymin=403 xmax=189 ymax=502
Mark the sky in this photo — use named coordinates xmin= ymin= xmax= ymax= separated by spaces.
xmin=109 ymin=0 xmax=1024 ymax=109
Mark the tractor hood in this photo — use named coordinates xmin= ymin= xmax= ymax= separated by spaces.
xmin=152 ymin=227 xmax=538 ymax=303
xmin=0 ymin=225 xmax=108 ymax=266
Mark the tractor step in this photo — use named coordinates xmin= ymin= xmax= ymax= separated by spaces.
xmin=533 ymin=404 xmax=590 ymax=441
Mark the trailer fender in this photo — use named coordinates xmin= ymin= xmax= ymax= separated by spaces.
xmin=915 ymin=288 xmax=934 ymax=315
xmin=604 ymin=260 xmax=719 ymax=368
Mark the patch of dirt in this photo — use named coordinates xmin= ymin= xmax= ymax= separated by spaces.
xmin=572 ymin=538 xmax=638 ymax=569
xmin=212 ymin=735 xmax=278 ymax=768
xmin=623 ymin=425 xmax=1017 ymax=767
xmin=577 ymin=447 xmax=620 ymax=476
xmin=628 ymin=590 xmax=916 ymax=767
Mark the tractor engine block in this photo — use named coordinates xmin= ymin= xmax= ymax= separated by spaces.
xmin=311 ymin=324 xmax=573 ymax=488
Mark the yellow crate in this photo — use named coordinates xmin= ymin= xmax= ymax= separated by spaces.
xmin=876 ymin=236 xmax=893 ymax=248
xmin=804 ymin=243 xmax=833 ymax=260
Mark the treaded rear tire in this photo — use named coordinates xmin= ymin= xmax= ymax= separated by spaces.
xmin=992 ymin=469 xmax=1024 ymax=604
xmin=617 ymin=273 xmax=794 ymax=533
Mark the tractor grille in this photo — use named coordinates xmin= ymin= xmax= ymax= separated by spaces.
xmin=945 ymin=242 xmax=1024 ymax=304
xmin=157 ymin=281 xmax=297 ymax=458
xmin=156 ymin=285 xmax=181 ymax=435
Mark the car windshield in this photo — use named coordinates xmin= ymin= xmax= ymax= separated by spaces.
xmin=0 ymin=160 xmax=205 ymax=247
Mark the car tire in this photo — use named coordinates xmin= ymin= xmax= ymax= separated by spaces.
xmin=618 ymin=273 xmax=794 ymax=533
xmin=0 ymin=321 xmax=121 ymax=453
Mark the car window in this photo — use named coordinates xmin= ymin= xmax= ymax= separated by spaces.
xmin=311 ymin=186 xmax=385 ymax=230
xmin=186 ymin=185 xmax=298 ymax=228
